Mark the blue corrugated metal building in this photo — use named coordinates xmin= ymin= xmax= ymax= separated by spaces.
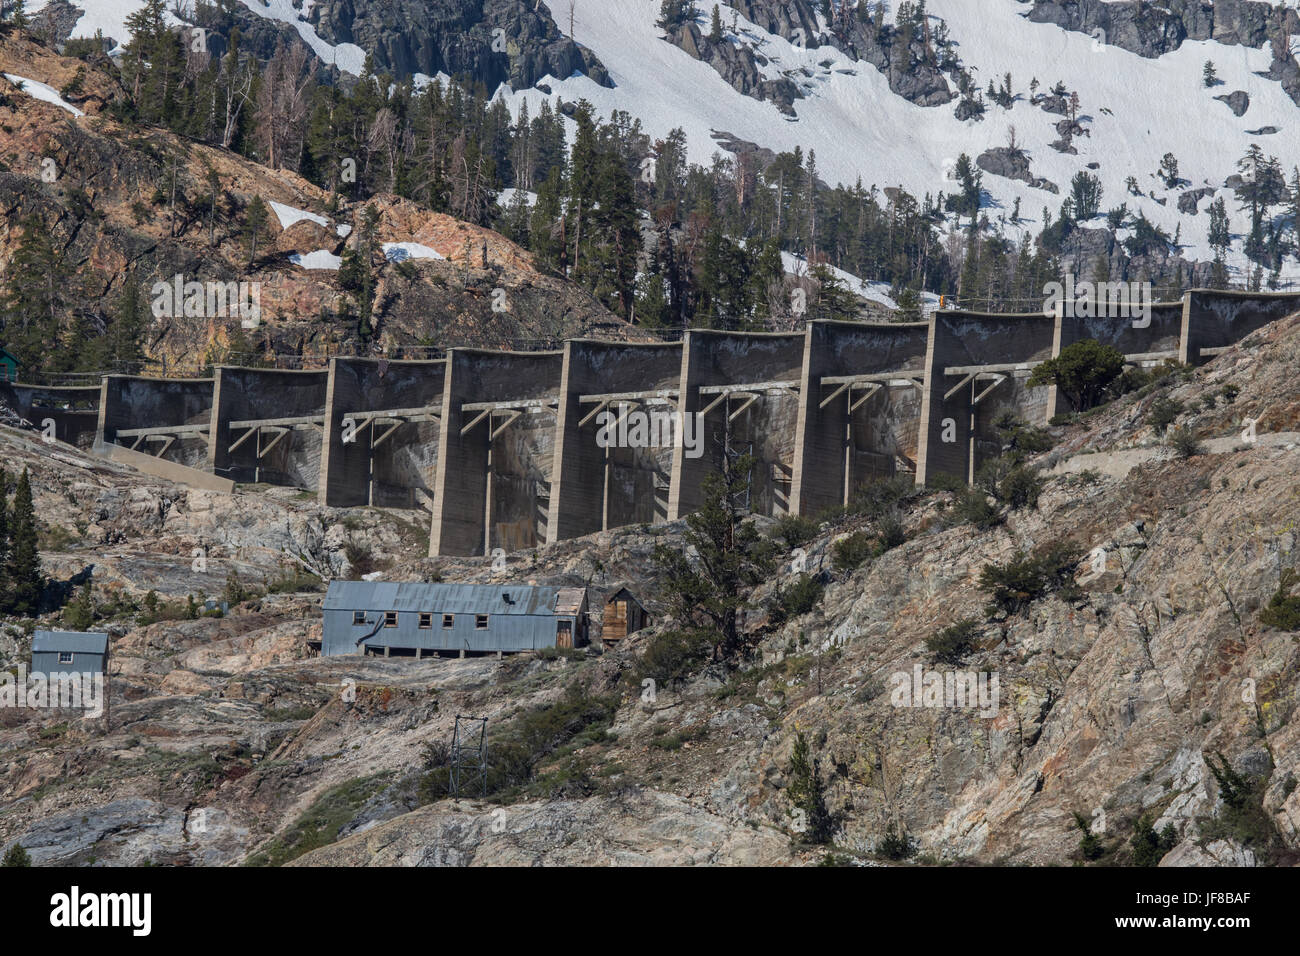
xmin=320 ymin=581 xmax=588 ymax=657
xmin=31 ymin=630 xmax=109 ymax=674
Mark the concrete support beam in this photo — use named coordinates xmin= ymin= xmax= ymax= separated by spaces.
xmin=430 ymin=348 xmax=563 ymax=556
xmin=667 ymin=330 xmax=806 ymax=521
xmin=209 ymin=367 xmax=328 ymax=487
xmin=916 ymin=311 xmax=1056 ymax=486
xmin=547 ymin=340 xmax=683 ymax=545
xmin=790 ymin=320 xmax=929 ymax=515
xmin=320 ymin=359 xmax=446 ymax=508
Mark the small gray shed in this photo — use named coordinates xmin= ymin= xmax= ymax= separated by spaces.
xmin=31 ymin=630 xmax=109 ymax=675
xmin=321 ymin=581 xmax=588 ymax=657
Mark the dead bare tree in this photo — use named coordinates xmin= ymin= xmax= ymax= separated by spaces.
xmin=254 ymin=42 xmax=315 ymax=171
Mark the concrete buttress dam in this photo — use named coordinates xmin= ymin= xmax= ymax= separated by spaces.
xmin=41 ymin=289 xmax=1298 ymax=556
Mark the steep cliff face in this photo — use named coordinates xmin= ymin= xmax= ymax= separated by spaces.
xmin=295 ymin=0 xmax=610 ymax=88
xmin=1027 ymin=0 xmax=1294 ymax=56
xmin=1027 ymin=0 xmax=1300 ymax=102
xmin=667 ymin=0 xmax=953 ymax=112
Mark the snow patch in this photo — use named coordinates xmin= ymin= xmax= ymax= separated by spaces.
xmin=3 ymin=74 xmax=84 ymax=117
xmin=382 ymin=242 xmax=446 ymax=262
xmin=289 ymin=249 xmax=342 ymax=270
xmin=268 ymin=200 xmax=329 ymax=230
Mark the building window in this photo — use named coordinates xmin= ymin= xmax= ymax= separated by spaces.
xmin=476 ymin=614 xmax=489 ymax=629
xmin=384 ymin=611 xmax=398 ymax=628
xmin=419 ymin=612 xmax=433 ymax=629
xmin=352 ymin=611 xmax=366 ymax=626
xmin=58 ymin=652 xmax=73 ymax=664
xmin=442 ymin=614 xmax=454 ymax=629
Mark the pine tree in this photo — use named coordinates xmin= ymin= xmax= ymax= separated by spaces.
xmin=788 ymin=731 xmax=833 ymax=844
xmin=657 ymin=0 xmax=695 ymax=31
xmin=244 ymin=195 xmax=268 ymax=265
xmin=108 ymin=277 xmax=148 ymax=372
xmin=61 ymin=581 xmax=94 ymax=630
xmin=652 ymin=449 xmax=775 ymax=659
xmin=1 ymin=844 xmax=30 ymax=867
xmin=1203 ymin=61 xmax=1217 ymax=88
xmin=0 ymin=215 xmax=72 ymax=375
xmin=709 ymin=4 xmax=723 ymax=42
xmin=5 ymin=469 xmax=41 ymax=616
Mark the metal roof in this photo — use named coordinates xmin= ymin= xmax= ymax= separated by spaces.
xmin=554 ymin=588 xmax=587 ymax=615
xmin=32 ymin=630 xmax=109 ymax=654
xmin=323 ymin=580 xmax=582 ymax=616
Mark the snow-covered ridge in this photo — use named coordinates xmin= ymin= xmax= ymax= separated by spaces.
xmin=32 ymin=0 xmax=1300 ymax=284
xmin=505 ymin=0 xmax=1297 ymax=282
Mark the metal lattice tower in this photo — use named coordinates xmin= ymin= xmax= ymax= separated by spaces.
xmin=448 ymin=715 xmax=488 ymax=798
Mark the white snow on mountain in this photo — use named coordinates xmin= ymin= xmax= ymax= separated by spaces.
xmin=382 ymin=241 xmax=445 ymax=262
xmin=268 ymin=200 xmax=330 ymax=230
xmin=779 ymin=251 xmax=941 ymax=313
xmin=3 ymin=73 xmax=86 ymax=116
xmin=289 ymin=249 xmax=342 ymax=269
xmin=30 ymin=0 xmax=1300 ymax=285
xmin=231 ymin=0 xmax=367 ymax=75
xmin=507 ymin=0 xmax=1300 ymax=281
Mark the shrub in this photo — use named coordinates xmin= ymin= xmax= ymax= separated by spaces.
xmin=979 ymin=542 xmax=1082 ymax=615
xmin=770 ymin=573 xmax=824 ymax=624
xmin=1026 ymin=339 xmax=1126 ymax=411
xmin=344 ymin=540 xmax=374 ymax=576
xmin=1147 ymin=396 xmax=1183 ymax=435
xmin=832 ymin=532 xmax=874 ymax=572
xmin=1111 ymin=366 xmax=1152 ymax=399
xmin=2 ymin=844 xmax=30 ymax=867
xmin=266 ymin=566 xmax=324 ymax=594
xmin=998 ymin=465 xmax=1043 ymax=510
xmin=224 ymin=569 xmax=256 ymax=606
xmin=875 ymin=824 xmax=915 ymax=861
xmin=926 ymin=618 xmax=981 ymax=664
xmin=926 ymin=472 xmax=967 ymax=495
xmin=852 ymin=475 xmax=921 ymax=517
xmin=991 ymin=411 xmax=1054 ymax=460
xmin=952 ymin=489 xmax=1002 ymax=529
xmin=482 ymin=689 xmax=621 ymax=797
xmin=1072 ymin=811 xmax=1105 ymax=861
xmin=875 ymin=511 xmax=907 ymax=551
xmin=1259 ymin=568 xmax=1300 ymax=631
xmin=1202 ymin=751 xmax=1284 ymax=859
xmin=1130 ymin=814 xmax=1177 ymax=867
xmin=772 ymin=514 xmax=819 ymax=549
xmin=635 ymin=629 xmax=713 ymax=684
xmin=1168 ymin=426 xmax=1202 ymax=458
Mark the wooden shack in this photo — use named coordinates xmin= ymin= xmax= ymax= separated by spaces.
xmin=599 ymin=587 xmax=647 ymax=646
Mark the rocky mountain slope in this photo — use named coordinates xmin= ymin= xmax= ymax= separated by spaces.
xmin=1 ymin=309 xmax=1296 ymax=866
xmin=0 ymin=34 xmax=632 ymax=376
